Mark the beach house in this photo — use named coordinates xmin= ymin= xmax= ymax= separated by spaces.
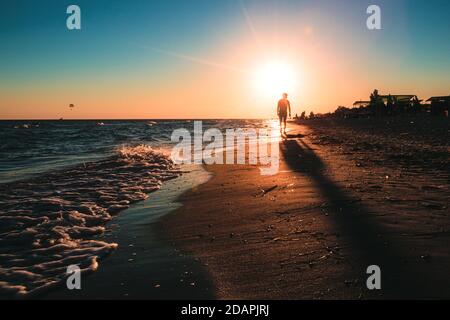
xmin=426 ymin=96 xmax=450 ymax=117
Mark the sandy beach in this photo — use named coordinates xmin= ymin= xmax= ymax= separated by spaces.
xmin=162 ymin=119 xmax=449 ymax=299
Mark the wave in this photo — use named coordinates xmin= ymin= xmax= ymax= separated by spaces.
xmin=13 ymin=124 xmax=40 ymax=129
xmin=0 ymin=145 xmax=181 ymax=298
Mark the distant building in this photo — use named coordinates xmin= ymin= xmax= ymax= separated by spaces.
xmin=355 ymin=95 xmax=419 ymax=109
xmin=426 ymin=96 xmax=450 ymax=117
xmin=379 ymin=95 xmax=418 ymax=103
xmin=352 ymin=101 xmax=371 ymax=108
xmin=342 ymin=91 xmax=449 ymax=118
xmin=381 ymin=95 xmax=421 ymax=114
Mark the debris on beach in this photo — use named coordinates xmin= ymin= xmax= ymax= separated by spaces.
xmin=420 ymin=254 xmax=431 ymax=262
xmin=257 ymin=185 xmax=278 ymax=197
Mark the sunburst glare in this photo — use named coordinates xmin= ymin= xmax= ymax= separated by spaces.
xmin=253 ymin=60 xmax=299 ymax=101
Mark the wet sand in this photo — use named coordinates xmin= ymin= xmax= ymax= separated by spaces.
xmin=43 ymin=165 xmax=215 ymax=299
xmin=162 ymin=119 xmax=450 ymax=299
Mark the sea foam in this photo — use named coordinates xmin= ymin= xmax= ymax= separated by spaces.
xmin=0 ymin=145 xmax=181 ymax=298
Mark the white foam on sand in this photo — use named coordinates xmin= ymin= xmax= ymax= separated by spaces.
xmin=0 ymin=145 xmax=181 ymax=298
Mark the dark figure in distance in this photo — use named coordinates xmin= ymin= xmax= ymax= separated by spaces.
xmin=277 ymin=93 xmax=291 ymax=134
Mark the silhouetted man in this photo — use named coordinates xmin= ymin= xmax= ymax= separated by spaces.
xmin=277 ymin=93 xmax=291 ymax=134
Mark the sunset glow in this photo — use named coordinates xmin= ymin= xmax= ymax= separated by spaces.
xmin=1 ymin=1 xmax=449 ymax=119
xmin=253 ymin=61 xmax=298 ymax=100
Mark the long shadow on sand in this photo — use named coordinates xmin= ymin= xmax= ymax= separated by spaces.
xmin=280 ymin=137 xmax=425 ymax=298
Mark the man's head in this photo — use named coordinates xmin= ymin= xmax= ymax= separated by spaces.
xmin=282 ymin=93 xmax=288 ymax=99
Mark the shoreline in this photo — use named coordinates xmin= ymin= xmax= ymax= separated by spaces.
xmin=161 ymin=121 xmax=450 ymax=299
xmin=43 ymin=165 xmax=215 ymax=299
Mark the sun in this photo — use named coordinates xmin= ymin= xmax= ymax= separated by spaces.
xmin=253 ymin=60 xmax=298 ymax=100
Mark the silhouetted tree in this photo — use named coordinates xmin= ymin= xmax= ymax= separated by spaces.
xmin=412 ymin=96 xmax=421 ymax=114
xmin=370 ymin=89 xmax=378 ymax=109
xmin=370 ymin=89 xmax=384 ymax=116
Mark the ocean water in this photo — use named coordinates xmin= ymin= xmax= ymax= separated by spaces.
xmin=0 ymin=120 xmax=269 ymax=182
xmin=0 ymin=120 xmax=180 ymax=183
xmin=0 ymin=119 xmax=269 ymax=297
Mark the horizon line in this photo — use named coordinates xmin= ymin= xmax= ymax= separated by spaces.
xmin=0 ymin=117 xmax=277 ymax=121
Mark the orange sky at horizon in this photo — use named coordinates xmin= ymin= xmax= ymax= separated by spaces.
xmin=0 ymin=31 xmax=381 ymax=119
